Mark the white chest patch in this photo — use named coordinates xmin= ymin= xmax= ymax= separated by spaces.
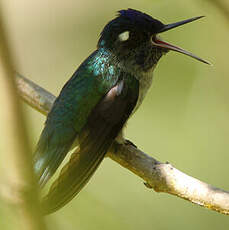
xmin=133 ymin=71 xmax=154 ymax=114
xmin=115 ymin=71 xmax=154 ymax=143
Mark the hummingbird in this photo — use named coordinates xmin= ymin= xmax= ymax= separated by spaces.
xmin=33 ymin=9 xmax=209 ymax=214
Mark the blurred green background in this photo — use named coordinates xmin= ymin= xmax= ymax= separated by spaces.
xmin=1 ymin=0 xmax=229 ymax=229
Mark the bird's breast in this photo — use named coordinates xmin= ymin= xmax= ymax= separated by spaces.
xmin=133 ymin=71 xmax=154 ymax=114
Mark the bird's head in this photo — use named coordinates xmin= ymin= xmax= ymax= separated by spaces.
xmin=98 ymin=9 xmax=209 ymax=72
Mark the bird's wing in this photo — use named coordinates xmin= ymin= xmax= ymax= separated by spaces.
xmin=33 ymin=51 xmax=120 ymax=187
xmin=40 ymin=74 xmax=139 ymax=214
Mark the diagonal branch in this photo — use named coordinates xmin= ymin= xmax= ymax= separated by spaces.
xmin=15 ymin=73 xmax=229 ymax=215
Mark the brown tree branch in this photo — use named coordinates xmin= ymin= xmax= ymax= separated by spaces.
xmin=0 ymin=10 xmax=46 ymax=230
xmin=15 ymin=73 xmax=229 ymax=215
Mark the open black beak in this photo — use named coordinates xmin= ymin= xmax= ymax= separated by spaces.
xmin=152 ymin=16 xmax=211 ymax=65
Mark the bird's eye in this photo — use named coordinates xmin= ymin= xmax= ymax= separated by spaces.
xmin=118 ymin=31 xmax=130 ymax=42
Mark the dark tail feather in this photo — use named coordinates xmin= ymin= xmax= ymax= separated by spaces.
xmin=33 ymin=125 xmax=77 ymax=187
xmin=34 ymin=144 xmax=72 ymax=187
xmin=41 ymin=126 xmax=113 ymax=214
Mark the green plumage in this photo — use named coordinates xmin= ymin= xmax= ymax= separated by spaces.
xmin=33 ymin=44 xmax=139 ymax=214
xmin=41 ymin=73 xmax=139 ymax=214
xmin=33 ymin=8 xmax=206 ymax=214
xmin=33 ymin=49 xmax=121 ymax=187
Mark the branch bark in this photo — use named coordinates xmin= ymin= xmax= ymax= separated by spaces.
xmin=0 ymin=9 xmax=46 ymax=230
xmin=15 ymin=73 xmax=229 ymax=215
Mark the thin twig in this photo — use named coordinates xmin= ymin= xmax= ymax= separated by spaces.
xmin=0 ymin=10 xmax=46 ymax=230
xmin=15 ymin=73 xmax=229 ymax=215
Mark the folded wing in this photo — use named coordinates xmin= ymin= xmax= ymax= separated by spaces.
xmin=41 ymin=76 xmax=139 ymax=214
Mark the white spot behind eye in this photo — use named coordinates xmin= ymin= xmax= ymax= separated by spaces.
xmin=118 ymin=31 xmax=130 ymax=42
